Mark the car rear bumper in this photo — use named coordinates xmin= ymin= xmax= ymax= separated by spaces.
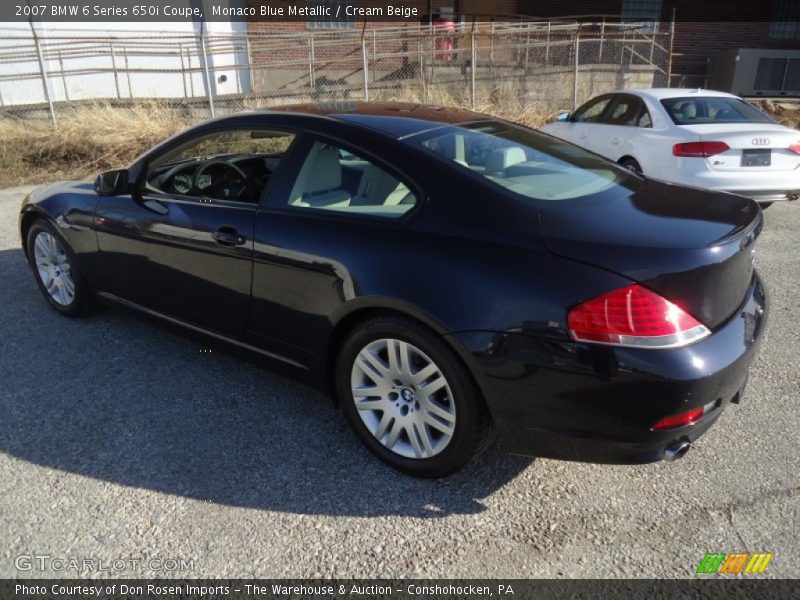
xmin=669 ymin=167 xmax=800 ymax=204
xmin=447 ymin=273 xmax=767 ymax=464
xmin=726 ymin=189 xmax=800 ymax=203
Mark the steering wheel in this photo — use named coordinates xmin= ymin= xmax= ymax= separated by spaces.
xmin=194 ymin=160 xmax=253 ymax=202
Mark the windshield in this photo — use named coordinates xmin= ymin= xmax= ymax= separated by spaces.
xmin=661 ymin=97 xmax=775 ymax=125
xmin=407 ymin=121 xmax=641 ymax=201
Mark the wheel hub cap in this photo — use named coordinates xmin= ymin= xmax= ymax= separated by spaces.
xmin=33 ymin=231 xmax=75 ymax=307
xmin=350 ymin=338 xmax=456 ymax=460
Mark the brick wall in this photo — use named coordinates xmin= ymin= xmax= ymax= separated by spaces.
xmin=671 ymin=22 xmax=800 ymax=85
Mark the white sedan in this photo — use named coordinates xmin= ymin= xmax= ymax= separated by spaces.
xmin=540 ymin=88 xmax=800 ymax=206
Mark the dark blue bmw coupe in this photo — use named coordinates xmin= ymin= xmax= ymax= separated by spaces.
xmin=19 ymin=102 xmax=766 ymax=477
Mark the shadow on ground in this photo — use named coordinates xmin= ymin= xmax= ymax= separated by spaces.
xmin=0 ymin=248 xmax=533 ymax=518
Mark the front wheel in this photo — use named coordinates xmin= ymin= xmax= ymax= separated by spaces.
xmin=26 ymin=220 xmax=94 ymax=317
xmin=336 ymin=316 xmax=493 ymax=478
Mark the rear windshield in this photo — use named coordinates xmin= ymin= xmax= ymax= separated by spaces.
xmin=406 ymin=121 xmax=641 ymax=202
xmin=661 ymin=97 xmax=774 ymax=125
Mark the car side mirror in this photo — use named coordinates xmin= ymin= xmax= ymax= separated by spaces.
xmin=555 ymin=111 xmax=572 ymax=122
xmin=94 ymin=169 xmax=129 ymax=195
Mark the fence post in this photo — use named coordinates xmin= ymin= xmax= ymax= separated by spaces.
xmin=123 ymin=47 xmax=132 ymax=98
xmin=524 ymin=26 xmax=530 ymax=70
xmin=308 ymin=34 xmax=315 ymax=89
xmin=599 ymin=18 xmax=605 ymax=63
xmin=361 ymin=36 xmax=369 ymax=101
xmin=58 ymin=50 xmax=69 ymax=102
xmin=545 ymin=21 xmax=550 ymax=66
xmin=419 ymin=36 xmax=426 ymax=103
xmin=30 ymin=22 xmax=56 ymax=128
xmin=573 ymin=30 xmax=580 ymax=111
xmin=110 ymin=42 xmax=121 ymax=99
xmin=245 ymin=34 xmax=253 ymax=93
xmin=471 ymin=30 xmax=476 ymax=109
xmin=179 ymin=44 xmax=188 ymax=98
xmin=199 ymin=32 xmax=215 ymax=117
xmin=666 ymin=8 xmax=676 ymax=87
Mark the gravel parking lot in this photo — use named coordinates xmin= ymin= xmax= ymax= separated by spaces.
xmin=0 ymin=184 xmax=797 ymax=579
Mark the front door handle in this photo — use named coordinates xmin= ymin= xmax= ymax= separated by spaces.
xmin=611 ymin=137 xmax=621 ymax=145
xmin=212 ymin=228 xmax=246 ymax=247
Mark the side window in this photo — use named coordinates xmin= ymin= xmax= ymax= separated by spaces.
xmin=605 ymin=95 xmax=645 ymax=126
xmin=285 ymin=140 xmax=417 ymax=219
xmin=144 ymin=130 xmax=295 ymax=204
xmin=572 ymin=95 xmax=613 ymax=123
xmin=637 ymin=109 xmax=653 ymax=128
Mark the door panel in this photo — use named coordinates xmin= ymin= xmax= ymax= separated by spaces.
xmin=592 ymin=94 xmax=646 ymax=159
xmin=94 ymin=195 xmax=256 ymax=335
xmin=568 ymin=94 xmax=616 ymax=154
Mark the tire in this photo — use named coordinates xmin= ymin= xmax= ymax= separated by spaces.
xmin=620 ymin=157 xmax=642 ymax=174
xmin=26 ymin=219 xmax=94 ymax=317
xmin=336 ymin=315 xmax=494 ymax=478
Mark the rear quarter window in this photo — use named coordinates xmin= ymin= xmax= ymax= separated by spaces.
xmin=408 ymin=121 xmax=642 ymax=202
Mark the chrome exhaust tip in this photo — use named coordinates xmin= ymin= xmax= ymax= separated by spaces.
xmin=663 ymin=441 xmax=691 ymax=461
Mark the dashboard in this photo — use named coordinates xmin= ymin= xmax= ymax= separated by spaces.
xmin=147 ymin=154 xmax=282 ymax=203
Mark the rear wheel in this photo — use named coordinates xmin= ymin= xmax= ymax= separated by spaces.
xmin=620 ymin=157 xmax=642 ymax=174
xmin=26 ymin=220 xmax=94 ymax=317
xmin=336 ymin=315 xmax=493 ymax=477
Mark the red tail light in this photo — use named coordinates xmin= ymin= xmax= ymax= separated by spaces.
xmin=673 ymin=141 xmax=730 ymax=157
xmin=567 ymin=284 xmax=710 ymax=349
xmin=789 ymin=143 xmax=800 ymax=155
xmin=652 ymin=407 xmax=704 ymax=430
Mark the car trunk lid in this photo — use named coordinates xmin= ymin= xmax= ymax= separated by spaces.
xmin=679 ymin=123 xmax=800 ymax=172
xmin=540 ymin=179 xmax=762 ymax=330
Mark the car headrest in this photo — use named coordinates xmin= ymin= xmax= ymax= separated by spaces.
xmin=304 ymin=145 xmax=342 ymax=193
xmin=486 ymin=146 xmax=527 ymax=173
xmin=683 ymin=103 xmax=697 ymax=119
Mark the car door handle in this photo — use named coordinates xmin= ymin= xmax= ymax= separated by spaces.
xmin=611 ymin=137 xmax=621 ymax=145
xmin=212 ymin=228 xmax=246 ymax=247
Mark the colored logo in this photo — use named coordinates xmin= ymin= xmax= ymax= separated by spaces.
xmin=696 ymin=552 xmax=773 ymax=574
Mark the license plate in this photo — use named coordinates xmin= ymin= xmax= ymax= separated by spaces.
xmin=742 ymin=149 xmax=771 ymax=167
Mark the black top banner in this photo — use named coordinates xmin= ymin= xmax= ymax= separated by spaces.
xmin=2 ymin=0 xmax=799 ymax=23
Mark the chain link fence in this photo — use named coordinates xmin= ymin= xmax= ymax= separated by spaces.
xmin=0 ymin=21 xmax=673 ymax=127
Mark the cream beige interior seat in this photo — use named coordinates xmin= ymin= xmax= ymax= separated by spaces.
xmin=289 ymin=144 xmax=351 ymax=208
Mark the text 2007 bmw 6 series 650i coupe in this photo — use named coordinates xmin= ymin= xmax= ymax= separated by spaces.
xmin=20 ymin=102 xmax=767 ymax=477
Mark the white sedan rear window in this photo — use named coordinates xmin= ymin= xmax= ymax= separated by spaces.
xmin=661 ymin=97 xmax=775 ymax=125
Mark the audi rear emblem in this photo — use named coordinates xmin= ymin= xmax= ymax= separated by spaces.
xmin=751 ymin=137 xmax=771 ymax=146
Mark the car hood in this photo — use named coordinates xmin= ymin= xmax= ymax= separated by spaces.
xmin=539 ymin=179 xmax=762 ymax=329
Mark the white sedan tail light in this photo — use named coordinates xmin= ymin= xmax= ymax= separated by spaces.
xmin=673 ymin=141 xmax=730 ymax=158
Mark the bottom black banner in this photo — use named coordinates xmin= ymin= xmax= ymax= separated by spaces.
xmin=3 ymin=579 xmax=799 ymax=600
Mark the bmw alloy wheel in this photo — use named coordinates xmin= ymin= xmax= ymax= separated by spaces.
xmin=33 ymin=231 xmax=75 ymax=306
xmin=350 ymin=338 xmax=456 ymax=459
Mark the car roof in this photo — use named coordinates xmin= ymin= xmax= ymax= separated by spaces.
xmin=614 ymin=88 xmax=741 ymax=101
xmin=263 ymin=102 xmax=491 ymax=138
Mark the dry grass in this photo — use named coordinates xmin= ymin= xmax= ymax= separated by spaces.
xmin=0 ymin=102 xmax=191 ymax=188
xmin=1 ymin=93 xmax=788 ymax=189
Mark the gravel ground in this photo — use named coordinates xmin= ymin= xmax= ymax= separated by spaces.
xmin=0 ymin=184 xmax=797 ymax=579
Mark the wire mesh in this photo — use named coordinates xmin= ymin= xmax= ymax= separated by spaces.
xmin=0 ymin=21 xmax=672 ymax=125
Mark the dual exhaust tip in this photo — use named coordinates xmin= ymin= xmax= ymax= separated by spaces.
xmin=663 ymin=440 xmax=691 ymax=461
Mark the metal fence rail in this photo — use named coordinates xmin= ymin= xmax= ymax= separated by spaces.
xmin=0 ymin=20 xmax=673 ymax=126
